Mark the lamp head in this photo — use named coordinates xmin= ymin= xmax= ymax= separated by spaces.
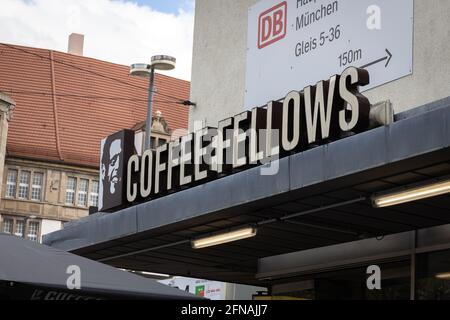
xmin=130 ymin=63 xmax=152 ymax=77
xmin=151 ymin=55 xmax=176 ymax=70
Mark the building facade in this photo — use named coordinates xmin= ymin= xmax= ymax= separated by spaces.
xmin=0 ymin=40 xmax=189 ymax=242
xmin=187 ymin=0 xmax=450 ymax=300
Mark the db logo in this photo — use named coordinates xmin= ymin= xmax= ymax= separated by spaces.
xmin=258 ymin=1 xmax=287 ymax=49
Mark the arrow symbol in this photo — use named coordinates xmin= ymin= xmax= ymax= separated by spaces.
xmin=360 ymin=49 xmax=392 ymax=69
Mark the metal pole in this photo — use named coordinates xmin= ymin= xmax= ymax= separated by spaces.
xmin=144 ymin=67 xmax=155 ymax=150
xmin=410 ymin=230 xmax=417 ymax=300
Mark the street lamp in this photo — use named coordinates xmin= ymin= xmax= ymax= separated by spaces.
xmin=130 ymin=55 xmax=176 ymax=151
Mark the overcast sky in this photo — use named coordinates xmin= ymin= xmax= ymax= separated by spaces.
xmin=0 ymin=0 xmax=195 ymax=80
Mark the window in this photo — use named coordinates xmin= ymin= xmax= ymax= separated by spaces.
xmin=15 ymin=220 xmax=24 ymax=237
xmin=77 ymin=179 xmax=89 ymax=207
xmin=157 ymin=138 xmax=167 ymax=147
xmin=18 ymin=171 xmax=30 ymax=199
xmin=31 ymin=172 xmax=44 ymax=201
xmin=2 ymin=218 xmax=13 ymax=234
xmin=90 ymin=180 xmax=99 ymax=207
xmin=416 ymin=250 xmax=450 ymax=300
xmin=65 ymin=177 xmax=77 ymax=205
xmin=150 ymin=137 xmax=157 ymax=149
xmin=6 ymin=169 xmax=17 ymax=198
xmin=27 ymin=221 xmax=39 ymax=242
xmin=66 ymin=177 xmax=98 ymax=207
xmin=4 ymin=169 xmax=44 ymax=201
xmin=150 ymin=137 xmax=168 ymax=149
xmin=66 ymin=177 xmax=99 ymax=208
xmin=1 ymin=216 xmax=41 ymax=242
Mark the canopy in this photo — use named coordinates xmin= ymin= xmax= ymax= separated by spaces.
xmin=0 ymin=234 xmax=200 ymax=300
xmin=44 ymin=97 xmax=450 ymax=285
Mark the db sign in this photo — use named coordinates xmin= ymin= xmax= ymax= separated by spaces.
xmin=258 ymin=1 xmax=287 ymax=49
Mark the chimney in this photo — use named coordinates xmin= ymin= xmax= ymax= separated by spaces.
xmin=68 ymin=33 xmax=84 ymax=56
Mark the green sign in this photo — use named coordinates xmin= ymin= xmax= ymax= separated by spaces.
xmin=195 ymin=285 xmax=205 ymax=297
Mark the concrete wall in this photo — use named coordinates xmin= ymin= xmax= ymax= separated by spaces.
xmin=40 ymin=219 xmax=63 ymax=242
xmin=189 ymin=0 xmax=450 ymax=130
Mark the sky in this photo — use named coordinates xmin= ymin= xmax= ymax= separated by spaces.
xmin=0 ymin=0 xmax=195 ymax=80
xmin=130 ymin=0 xmax=194 ymax=14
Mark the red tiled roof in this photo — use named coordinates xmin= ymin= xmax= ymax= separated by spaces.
xmin=0 ymin=43 xmax=190 ymax=168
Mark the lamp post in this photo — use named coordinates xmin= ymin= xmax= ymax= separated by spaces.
xmin=130 ymin=55 xmax=176 ymax=151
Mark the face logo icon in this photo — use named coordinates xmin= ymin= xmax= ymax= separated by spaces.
xmin=258 ymin=1 xmax=287 ymax=49
xmin=100 ymin=136 xmax=124 ymax=208
xmin=106 ymin=139 xmax=122 ymax=194
xmin=98 ymin=129 xmax=134 ymax=212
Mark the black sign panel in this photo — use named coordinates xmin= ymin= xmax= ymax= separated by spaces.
xmin=98 ymin=129 xmax=134 ymax=212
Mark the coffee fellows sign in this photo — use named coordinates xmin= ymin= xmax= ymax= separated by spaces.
xmin=99 ymin=67 xmax=370 ymax=212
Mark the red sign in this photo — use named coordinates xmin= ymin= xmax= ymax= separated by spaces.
xmin=258 ymin=1 xmax=287 ymax=49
